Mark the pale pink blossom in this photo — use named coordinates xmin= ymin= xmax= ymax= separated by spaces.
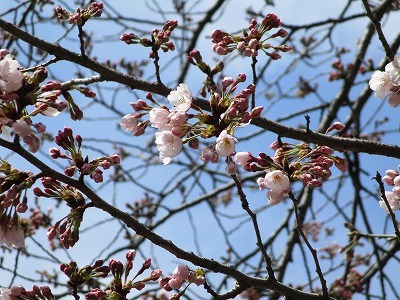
xmin=388 ymin=92 xmax=400 ymax=107
xmin=234 ymin=151 xmax=253 ymax=167
xmin=155 ymin=131 xmax=183 ymax=164
xmin=264 ymin=170 xmax=290 ymax=192
xmin=23 ymin=133 xmax=40 ymax=153
xmin=0 ymin=54 xmax=23 ymax=93
xmin=369 ymin=70 xmax=393 ymax=99
xmin=225 ymin=161 xmax=237 ymax=175
xmin=0 ymin=288 xmax=11 ymax=300
xmin=12 ymin=119 xmax=31 ymax=137
xmin=172 ymin=265 xmax=190 ymax=282
xmin=257 ymin=177 xmax=269 ymax=190
xmin=267 ymin=189 xmax=285 ymax=206
xmin=385 ymin=56 xmax=400 ymax=84
xmin=0 ymin=226 xmax=25 ymax=248
xmin=256 ymin=170 xmax=291 ymax=206
xmin=168 ymin=277 xmax=183 ymax=289
xmin=215 ymin=130 xmax=237 ymax=157
xmin=149 ymin=107 xmax=170 ymax=129
xmin=168 ymin=110 xmax=188 ymax=126
xmin=379 ymin=191 xmax=400 ymax=212
xmin=120 ymin=113 xmax=141 ymax=134
xmin=199 ymin=147 xmax=214 ymax=162
xmin=167 ymin=83 xmax=192 ymax=112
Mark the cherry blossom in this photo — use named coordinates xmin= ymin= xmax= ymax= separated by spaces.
xmin=369 ymin=70 xmax=393 ymax=99
xmin=155 ymin=131 xmax=183 ymax=164
xmin=215 ymin=130 xmax=237 ymax=157
xmin=12 ymin=119 xmax=31 ymax=137
xmin=234 ymin=151 xmax=253 ymax=167
xmin=264 ymin=170 xmax=290 ymax=191
xmin=257 ymin=170 xmax=291 ymax=206
xmin=385 ymin=56 xmax=400 ymax=84
xmin=379 ymin=191 xmax=400 ymax=212
xmin=0 ymin=225 xmax=25 ymax=248
xmin=388 ymin=91 xmax=400 ymax=107
xmin=0 ymin=288 xmax=11 ymax=300
xmin=149 ymin=107 xmax=170 ymax=129
xmin=167 ymin=83 xmax=192 ymax=112
xmin=0 ymin=54 xmax=23 ymax=94
xmin=120 ymin=113 xmax=141 ymax=135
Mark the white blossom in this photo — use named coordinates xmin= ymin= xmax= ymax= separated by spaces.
xmin=379 ymin=191 xmax=400 ymax=212
xmin=0 ymin=54 xmax=23 ymax=93
xmin=155 ymin=131 xmax=183 ymax=164
xmin=369 ymin=70 xmax=393 ymax=99
xmin=167 ymin=83 xmax=192 ymax=112
xmin=215 ymin=130 xmax=237 ymax=157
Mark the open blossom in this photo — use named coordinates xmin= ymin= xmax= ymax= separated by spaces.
xmin=257 ymin=170 xmax=291 ymax=206
xmin=120 ymin=113 xmax=143 ymax=135
xmin=167 ymin=83 xmax=192 ymax=112
xmin=379 ymin=191 xmax=400 ymax=212
xmin=369 ymin=70 xmax=393 ymax=99
xmin=0 ymin=54 xmax=23 ymax=93
xmin=149 ymin=107 xmax=170 ymax=129
xmin=215 ymin=130 xmax=237 ymax=157
xmin=234 ymin=151 xmax=253 ymax=167
xmin=12 ymin=119 xmax=31 ymax=137
xmin=388 ymin=91 xmax=400 ymax=108
xmin=385 ymin=56 xmax=400 ymax=84
xmin=0 ymin=225 xmax=25 ymax=248
xmin=155 ymin=131 xmax=183 ymax=164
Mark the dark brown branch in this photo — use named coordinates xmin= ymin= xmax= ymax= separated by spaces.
xmin=2 ymin=18 xmax=400 ymax=159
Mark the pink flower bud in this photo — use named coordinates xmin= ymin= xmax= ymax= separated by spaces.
xmin=150 ymin=269 xmax=162 ymax=280
xmin=49 ymin=147 xmax=61 ymax=159
xmin=126 ymin=249 xmax=136 ymax=261
xmin=327 ymin=121 xmax=345 ymax=133
xmin=168 ymin=277 xmax=183 ymax=289
xmin=47 ymin=226 xmax=57 ymax=241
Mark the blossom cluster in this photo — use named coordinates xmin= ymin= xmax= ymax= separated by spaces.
xmin=234 ymin=135 xmax=347 ymax=206
xmin=121 ymin=73 xmax=262 ymax=165
xmin=211 ymin=13 xmax=291 ymax=58
xmin=0 ymin=49 xmax=94 ymax=153
xmin=380 ymin=167 xmax=400 ymax=212
xmin=159 ymin=265 xmax=205 ymax=299
xmin=369 ymin=56 xmax=400 ymax=107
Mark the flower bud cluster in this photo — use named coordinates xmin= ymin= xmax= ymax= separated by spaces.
xmin=211 ymin=13 xmax=291 ymax=58
xmin=120 ymin=19 xmax=177 ymax=55
xmin=328 ymin=57 xmax=370 ymax=82
xmin=55 ymin=2 xmax=104 ymax=26
xmin=369 ymin=56 xmax=400 ymax=107
xmin=46 ymin=205 xmax=84 ymax=249
xmin=84 ymin=250 xmax=161 ymax=299
xmin=329 ymin=268 xmax=363 ymax=300
xmin=0 ymin=159 xmax=35 ymax=248
xmin=0 ymin=285 xmax=55 ymax=300
xmin=60 ymin=260 xmax=110 ymax=288
xmin=380 ymin=167 xmax=400 ymax=212
xmin=159 ymin=265 xmax=205 ymax=299
xmin=49 ymin=127 xmax=120 ymax=183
